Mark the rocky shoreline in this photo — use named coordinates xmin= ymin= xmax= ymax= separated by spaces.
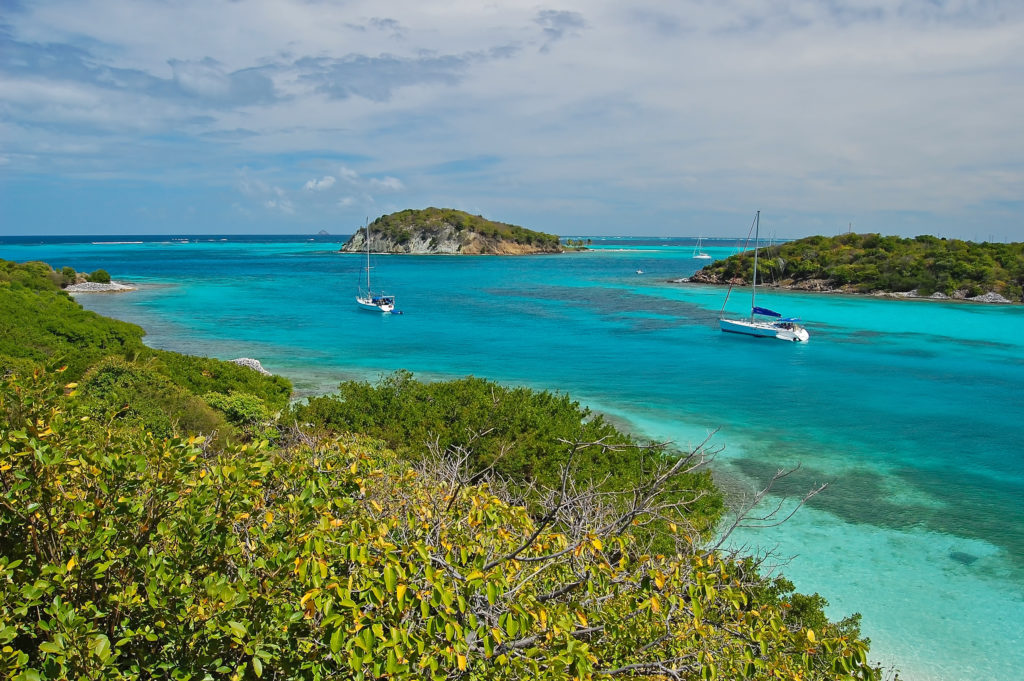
xmin=64 ymin=281 xmax=136 ymax=293
xmin=673 ymin=276 xmax=1015 ymax=304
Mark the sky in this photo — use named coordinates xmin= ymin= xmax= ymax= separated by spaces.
xmin=1 ymin=0 xmax=1022 ymax=240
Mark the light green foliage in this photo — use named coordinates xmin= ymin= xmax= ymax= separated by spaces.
xmin=0 ymin=369 xmax=878 ymax=680
xmin=87 ymin=269 xmax=111 ymax=284
xmin=0 ymin=259 xmax=293 ymax=411
xmin=698 ymin=233 xmax=1024 ymax=301
xmin=369 ymin=208 xmax=561 ymax=250
xmin=0 ymin=261 xmax=146 ymax=380
xmin=202 ymin=391 xmax=270 ymax=426
xmin=291 ymin=371 xmax=724 ymax=539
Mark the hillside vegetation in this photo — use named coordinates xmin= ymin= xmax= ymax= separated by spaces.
xmin=1 ymin=259 xmax=292 ymax=443
xmin=342 ymin=208 xmax=562 ymax=254
xmin=0 ymin=258 xmax=881 ymax=680
xmin=691 ymin=233 xmax=1024 ymax=302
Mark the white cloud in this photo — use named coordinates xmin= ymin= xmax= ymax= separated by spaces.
xmin=2 ymin=1 xmax=1023 ymax=237
xmin=369 ymin=176 xmax=404 ymax=192
xmin=304 ymin=175 xmax=337 ymax=191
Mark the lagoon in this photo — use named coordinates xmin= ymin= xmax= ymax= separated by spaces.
xmin=3 ymin=235 xmax=1022 ymax=680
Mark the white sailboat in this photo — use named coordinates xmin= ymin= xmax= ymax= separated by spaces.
xmin=719 ymin=211 xmax=809 ymax=342
xmin=355 ymin=219 xmax=395 ymax=313
xmin=693 ymin=236 xmax=712 ymax=260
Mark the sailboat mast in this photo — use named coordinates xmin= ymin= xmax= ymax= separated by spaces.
xmin=750 ymin=210 xmax=759 ymax=321
xmin=364 ymin=218 xmax=371 ymax=292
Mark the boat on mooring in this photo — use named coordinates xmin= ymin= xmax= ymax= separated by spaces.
xmin=719 ymin=211 xmax=808 ymax=342
xmin=355 ymin=218 xmax=396 ymax=313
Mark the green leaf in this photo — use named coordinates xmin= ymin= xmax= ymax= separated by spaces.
xmin=252 ymin=656 xmax=263 ymax=677
xmin=227 ymin=621 xmax=247 ymax=639
xmin=330 ymin=627 xmax=344 ymax=654
xmin=39 ymin=641 xmax=63 ymax=654
xmin=93 ymin=634 xmax=111 ymax=661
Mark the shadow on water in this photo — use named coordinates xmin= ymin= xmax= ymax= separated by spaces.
xmin=730 ymin=457 xmax=1024 ymax=578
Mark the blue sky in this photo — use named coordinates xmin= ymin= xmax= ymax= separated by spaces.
xmin=1 ymin=0 xmax=1022 ymax=239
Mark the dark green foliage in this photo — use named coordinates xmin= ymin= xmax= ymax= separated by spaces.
xmin=368 ymin=207 xmax=561 ymax=250
xmin=87 ymin=269 xmax=111 ymax=284
xmin=696 ymin=233 xmax=1024 ymax=301
xmin=291 ymin=370 xmax=724 ymax=538
xmin=79 ymin=357 xmax=229 ymax=441
xmin=134 ymin=348 xmax=292 ymax=413
xmin=60 ymin=266 xmax=77 ymax=287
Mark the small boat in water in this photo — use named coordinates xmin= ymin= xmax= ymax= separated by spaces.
xmin=719 ymin=211 xmax=808 ymax=342
xmin=693 ymin=236 xmax=712 ymax=260
xmin=355 ymin=218 xmax=395 ymax=313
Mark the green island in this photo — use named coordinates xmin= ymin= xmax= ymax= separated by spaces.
xmin=1 ymin=257 xmax=881 ymax=680
xmin=340 ymin=208 xmax=563 ymax=255
xmin=689 ymin=233 xmax=1024 ymax=303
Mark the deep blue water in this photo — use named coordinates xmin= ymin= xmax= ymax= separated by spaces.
xmin=3 ymin=235 xmax=1022 ymax=681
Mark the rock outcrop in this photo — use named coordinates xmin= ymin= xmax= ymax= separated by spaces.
xmin=230 ymin=358 xmax=272 ymax=375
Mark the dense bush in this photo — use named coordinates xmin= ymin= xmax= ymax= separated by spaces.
xmin=78 ymin=357 xmax=229 ymax=442
xmin=87 ymin=269 xmax=111 ymax=284
xmin=292 ymin=371 xmax=724 ymax=540
xmin=0 ymin=369 xmax=879 ymax=680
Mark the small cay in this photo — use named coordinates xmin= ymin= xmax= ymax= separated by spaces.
xmin=687 ymin=232 xmax=1023 ymax=303
xmin=339 ymin=207 xmax=562 ymax=255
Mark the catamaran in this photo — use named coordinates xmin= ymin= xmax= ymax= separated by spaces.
xmin=355 ymin=219 xmax=395 ymax=313
xmin=693 ymin=236 xmax=712 ymax=260
xmin=719 ymin=211 xmax=809 ymax=342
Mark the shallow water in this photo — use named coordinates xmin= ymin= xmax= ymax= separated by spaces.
xmin=4 ymin=235 xmax=1022 ymax=680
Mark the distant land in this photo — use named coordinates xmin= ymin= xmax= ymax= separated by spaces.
xmin=340 ymin=208 xmax=562 ymax=255
xmin=686 ymin=233 xmax=1023 ymax=303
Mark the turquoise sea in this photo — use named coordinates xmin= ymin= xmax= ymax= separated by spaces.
xmin=3 ymin=235 xmax=1022 ymax=681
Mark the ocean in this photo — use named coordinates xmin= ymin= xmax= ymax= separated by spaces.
xmin=3 ymin=234 xmax=1022 ymax=680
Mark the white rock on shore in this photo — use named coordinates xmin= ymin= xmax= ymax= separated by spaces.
xmin=65 ymin=281 xmax=136 ymax=293
xmin=230 ymin=358 xmax=272 ymax=375
xmin=967 ymin=291 xmax=1012 ymax=304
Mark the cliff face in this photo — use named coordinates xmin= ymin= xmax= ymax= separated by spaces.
xmin=340 ymin=208 xmax=563 ymax=255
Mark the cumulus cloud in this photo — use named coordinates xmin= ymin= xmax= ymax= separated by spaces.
xmin=304 ymin=175 xmax=337 ymax=191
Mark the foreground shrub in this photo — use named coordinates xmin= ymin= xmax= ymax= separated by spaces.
xmin=0 ymin=369 xmax=878 ymax=680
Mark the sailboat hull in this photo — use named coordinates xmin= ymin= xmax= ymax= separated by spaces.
xmin=720 ymin=318 xmax=808 ymax=342
xmin=356 ymin=295 xmax=394 ymax=313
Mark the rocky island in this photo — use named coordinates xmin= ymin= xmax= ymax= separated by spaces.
xmin=685 ymin=232 xmax=1023 ymax=303
xmin=340 ymin=207 xmax=562 ymax=255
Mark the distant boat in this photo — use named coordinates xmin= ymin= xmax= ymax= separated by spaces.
xmin=636 ymin=268 xmax=644 ymax=274
xmin=719 ymin=211 xmax=809 ymax=342
xmin=693 ymin=236 xmax=712 ymax=260
xmin=355 ymin=218 xmax=395 ymax=313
